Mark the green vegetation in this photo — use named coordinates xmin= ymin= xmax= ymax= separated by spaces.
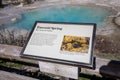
xmin=0 ymin=60 xmax=23 ymax=69
xmin=0 ymin=57 xmax=25 ymax=69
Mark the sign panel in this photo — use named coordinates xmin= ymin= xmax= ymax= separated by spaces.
xmin=39 ymin=61 xmax=79 ymax=79
xmin=21 ymin=21 xmax=96 ymax=67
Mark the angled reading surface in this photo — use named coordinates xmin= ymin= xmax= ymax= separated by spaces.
xmin=21 ymin=21 xmax=96 ymax=68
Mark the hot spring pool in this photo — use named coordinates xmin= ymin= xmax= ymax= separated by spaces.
xmin=6 ymin=6 xmax=115 ymax=30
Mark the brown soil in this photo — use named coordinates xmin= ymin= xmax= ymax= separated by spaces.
xmin=95 ymin=33 xmax=120 ymax=60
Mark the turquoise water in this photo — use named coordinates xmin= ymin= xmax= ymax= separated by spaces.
xmin=7 ymin=6 xmax=113 ymax=30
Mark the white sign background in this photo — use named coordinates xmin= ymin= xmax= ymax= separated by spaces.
xmin=21 ymin=22 xmax=96 ymax=66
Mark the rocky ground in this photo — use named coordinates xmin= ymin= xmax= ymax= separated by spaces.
xmin=0 ymin=0 xmax=120 ymax=60
xmin=95 ymin=12 xmax=120 ymax=60
xmin=95 ymin=33 xmax=120 ymax=60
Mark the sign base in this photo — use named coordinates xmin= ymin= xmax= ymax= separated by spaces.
xmin=38 ymin=61 xmax=79 ymax=79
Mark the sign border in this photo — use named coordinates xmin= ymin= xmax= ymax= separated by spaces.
xmin=20 ymin=21 xmax=96 ymax=69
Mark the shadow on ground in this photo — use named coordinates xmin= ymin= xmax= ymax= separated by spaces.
xmin=100 ymin=60 xmax=120 ymax=80
xmin=0 ymin=65 xmax=55 ymax=80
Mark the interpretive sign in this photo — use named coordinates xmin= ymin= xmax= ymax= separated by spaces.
xmin=21 ymin=21 xmax=96 ymax=68
xmin=39 ymin=61 xmax=79 ymax=79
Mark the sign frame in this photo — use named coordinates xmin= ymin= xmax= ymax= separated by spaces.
xmin=20 ymin=21 xmax=96 ymax=68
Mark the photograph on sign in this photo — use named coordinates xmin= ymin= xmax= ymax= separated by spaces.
xmin=21 ymin=21 xmax=96 ymax=67
xmin=60 ymin=35 xmax=90 ymax=53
